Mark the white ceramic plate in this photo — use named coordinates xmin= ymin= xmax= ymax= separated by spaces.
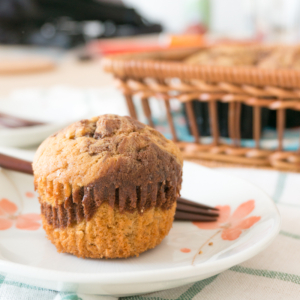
xmin=0 ymin=86 xmax=128 ymax=147
xmin=0 ymin=162 xmax=280 ymax=297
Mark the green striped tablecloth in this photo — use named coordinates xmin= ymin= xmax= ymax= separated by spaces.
xmin=1 ymin=167 xmax=299 ymax=300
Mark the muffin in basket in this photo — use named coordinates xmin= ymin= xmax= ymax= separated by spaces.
xmin=184 ymin=45 xmax=264 ymax=66
xmin=33 ymin=115 xmax=183 ymax=258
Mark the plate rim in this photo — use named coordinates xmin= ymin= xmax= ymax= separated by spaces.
xmin=0 ymin=161 xmax=281 ymax=284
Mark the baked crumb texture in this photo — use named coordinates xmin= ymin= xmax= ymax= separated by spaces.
xmin=185 ymin=45 xmax=300 ymax=69
xmin=33 ymin=115 xmax=183 ymax=258
xmin=43 ymin=202 xmax=176 ymax=258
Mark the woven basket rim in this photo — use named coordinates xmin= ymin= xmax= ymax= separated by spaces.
xmin=102 ymin=45 xmax=300 ymax=89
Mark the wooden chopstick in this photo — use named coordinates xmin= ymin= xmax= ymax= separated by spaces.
xmin=0 ymin=113 xmax=46 ymax=128
xmin=175 ymin=210 xmax=218 ymax=222
xmin=176 ymin=197 xmax=219 ymax=221
xmin=0 ymin=153 xmax=33 ymax=175
xmin=177 ymin=197 xmax=219 ymax=211
xmin=176 ymin=201 xmax=219 ymax=216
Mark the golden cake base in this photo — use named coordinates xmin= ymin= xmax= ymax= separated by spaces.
xmin=42 ymin=202 xmax=176 ymax=259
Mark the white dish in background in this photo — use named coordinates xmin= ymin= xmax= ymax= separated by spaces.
xmin=0 ymin=86 xmax=128 ymax=147
xmin=0 ymin=162 xmax=280 ymax=297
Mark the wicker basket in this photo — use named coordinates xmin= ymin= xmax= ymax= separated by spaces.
xmin=102 ymin=46 xmax=300 ymax=172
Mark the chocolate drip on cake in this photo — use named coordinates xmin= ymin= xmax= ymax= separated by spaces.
xmin=41 ymin=179 xmax=181 ymax=228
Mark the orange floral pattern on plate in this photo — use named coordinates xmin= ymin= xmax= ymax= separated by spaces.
xmin=180 ymin=248 xmax=191 ymax=253
xmin=193 ymin=200 xmax=261 ymax=240
xmin=0 ymin=198 xmax=41 ymax=231
xmin=190 ymin=200 xmax=261 ymax=264
xmin=25 ymin=192 xmax=35 ymax=198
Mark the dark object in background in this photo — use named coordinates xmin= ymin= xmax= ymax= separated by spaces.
xmin=268 ymin=109 xmax=300 ymax=128
xmin=0 ymin=0 xmax=162 ymax=48
xmin=185 ymin=101 xmax=269 ymax=139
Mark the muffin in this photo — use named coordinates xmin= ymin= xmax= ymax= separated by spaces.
xmin=33 ymin=115 xmax=183 ymax=258
xmin=257 ymin=46 xmax=300 ymax=69
xmin=184 ymin=45 xmax=277 ymax=67
xmin=184 ymin=46 xmax=263 ymax=66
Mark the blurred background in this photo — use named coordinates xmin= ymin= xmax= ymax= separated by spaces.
xmin=1 ymin=0 xmax=300 ymax=160
xmin=2 ymin=0 xmax=300 ymax=48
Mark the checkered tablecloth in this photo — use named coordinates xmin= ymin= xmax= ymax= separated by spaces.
xmin=2 ymin=166 xmax=300 ymax=299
